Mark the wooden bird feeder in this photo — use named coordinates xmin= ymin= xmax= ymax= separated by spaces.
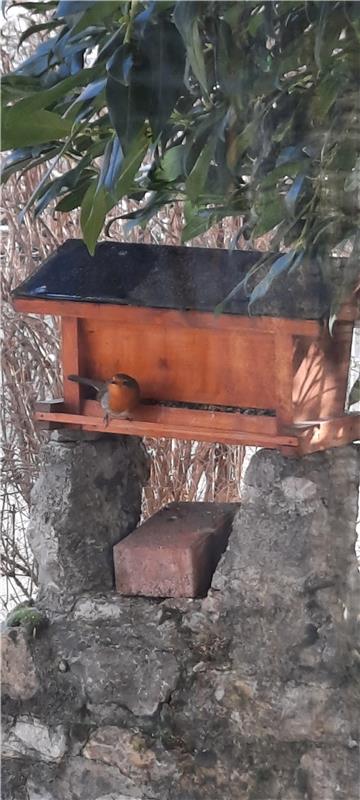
xmin=12 ymin=240 xmax=359 ymax=455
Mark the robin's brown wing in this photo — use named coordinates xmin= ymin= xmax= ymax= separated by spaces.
xmin=67 ymin=375 xmax=105 ymax=392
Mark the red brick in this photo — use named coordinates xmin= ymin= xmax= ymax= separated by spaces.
xmin=113 ymin=501 xmax=238 ymax=598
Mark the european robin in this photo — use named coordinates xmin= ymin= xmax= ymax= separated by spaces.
xmin=67 ymin=373 xmax=140 ymax=425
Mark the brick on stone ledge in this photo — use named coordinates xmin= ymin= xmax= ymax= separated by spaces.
xmin=113 ymin=501 xmax=238 ymax=599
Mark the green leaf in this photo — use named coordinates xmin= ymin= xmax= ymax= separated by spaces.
xmin=67 ymin=77 xmax=107 ymax=112
xmin=276 ymin=146 xmax=303 ymax=167
xmin=273 ymin=115 xmax=295 ymax=144
xmin=1 ymin=74 xmax=42 ymax=102
xmin=253 ymin=195 xmax=285 ymax=238
xmin=182 ymin=207 xmax=216 ymax=242
xmin=18 ymin=19 xmax=63 ymax=48
xmin=285 ymin=174 xmax=306 ymax=218
xmin=56 ymin=0 xmax=96 ymax=16
xmin=80 ymin=181 xmax=108 ymax=255
xmin=113 ymin=128 xmax=150 ymax=201
xmin=106 ymin=16 xmax=184 ymax=150
xmin=98 ymin=135 xmax=123 ymax=193
xmin=106 ymin=45 xmax=148 ymax=151
xmin=11 ymin=35 xmax=60 ymax=79
xmin=226 ymin=122 xmax=256 ymax=171
xmin=159 ymin=145 xmax=184 ymax=181
xmin=249 ymin=251 xmax=300 ymax=309
xmin=1 ymin=109 xmax=73 ymax=150
xmin=311 ymin=75 xmax=339 ymax=120
xmin=55 ymin=181 xmax=92 ymax=211
xmin=142 ymin=16 xmax=185 ymax=137
xmin=182 ymin=204 xmax=238 ymax=243
xmin=106 ymin=74 xmax=145 ymax=153
xmin=261 ymin=160 xmax=306 ymax=188
xmin=329 ymin=142 xmax=357 ymax=173
xmin=1 ymin=145 xmax=58 ymax=183
xmin=174 ymin=1 xmax=207 ymax=94
xmin=107 ymin=44 xmax=133 ymax=85
xmin=186 ymin=137 xmax=215 ymax=203
xmin=34 ymin=162 xmax=95 ymax=216
xmin=70 ymin=1 xmax=120 ymax=34
xmin=121 ymin=190 xmax=174 ymax=233
xmin=247 ymin=8 xmax=263 ymax=37
xmin=3 ymin=65 xmax=101 ymax=113
xmin=314 ymin=2 xmax=330 ymax=71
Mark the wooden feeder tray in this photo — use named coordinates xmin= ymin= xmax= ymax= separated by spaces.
xmin=12 ymin=240 xmax=359 ymax=455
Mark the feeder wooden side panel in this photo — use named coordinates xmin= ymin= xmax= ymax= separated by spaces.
xmin=292 ymin=322 xmax=353 ymax=421
xmin=289 ymin=415 xmax=360 ymax=455
xmin=61 ymin=317 xmax=81 ymax=413
xmin=75 ymin=318 xmax=277 ymax=410
xmin=274 ymin=333 xmax=295 ymax=426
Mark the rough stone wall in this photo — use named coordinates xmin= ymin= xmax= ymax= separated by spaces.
xmin=27 ymin=431 xmax=149 ymax=605
xmin=2 ymin=438 xmax=359 ymax=800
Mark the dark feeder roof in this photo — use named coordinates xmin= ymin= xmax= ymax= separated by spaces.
xmin=12 ymin=239 xmax=334 ymax=319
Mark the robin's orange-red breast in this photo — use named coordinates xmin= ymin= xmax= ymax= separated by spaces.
xmin=68 ymin=373 xmax=140 ymax=425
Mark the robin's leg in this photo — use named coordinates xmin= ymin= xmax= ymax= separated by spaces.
xmin=103 ymin=412 xmax=110 ymax=427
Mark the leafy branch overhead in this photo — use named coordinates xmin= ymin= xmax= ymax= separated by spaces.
xmin=2 ymin=1 xmax=360 ymax=313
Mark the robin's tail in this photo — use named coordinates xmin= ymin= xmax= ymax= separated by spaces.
xmin=67 ymin=374 xmax=103 ymax=391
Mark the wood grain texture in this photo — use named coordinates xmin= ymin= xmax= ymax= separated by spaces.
xmin=292 ymin=415 xmax=360 ymax=455
xmin=14 ymin=298 xmax=356 ymax=453
xmin=337 ymin=296 xmax=359 ymax=321
xmin=274 ymin=332 xmax=295 ymax=426
xmin=12 ymin=297 xmax=323 ymax=335
xmin=292 ymin=322 xmax=354 ymax=421
xmin=78 ymin=319 xmax=276 ymax=409
xmin=34 ymin=404 xmax=359 ymax=452
xmin=61 ymin=318 xmax=81 ymax=413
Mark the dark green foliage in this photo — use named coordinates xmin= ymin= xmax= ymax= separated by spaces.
xmin=2 ymin=1 xmax=359 ymax=314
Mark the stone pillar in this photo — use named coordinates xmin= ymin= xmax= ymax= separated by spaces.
xmin=1 ymin=445 xmax=359 ymax=800
xmin=27 ymin=430 xmax=149 ymax=605
xmin=208 ymin=444 xmax=360 ymax=799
